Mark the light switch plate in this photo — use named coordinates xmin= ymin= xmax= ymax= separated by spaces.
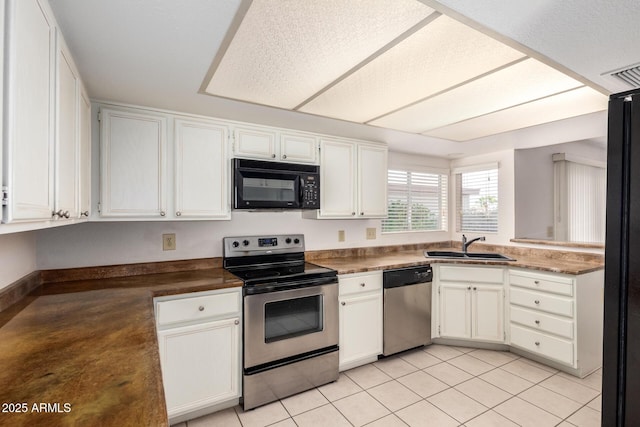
xmin=366 ymin=228 xmax=376 ymax=240
xmin=338 ymin=230 xmax=345 ymax=242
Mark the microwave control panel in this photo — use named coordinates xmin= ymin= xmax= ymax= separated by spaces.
xmin=301 ymin=174 xmax=320 ymax=209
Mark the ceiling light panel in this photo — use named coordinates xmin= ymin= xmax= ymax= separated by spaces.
xmin=422 ymin=87 xmax=608 ymax=141
xmin=205 ymin=0 xmax=433 ymax=109
xmin=370 ymin=58 xmax=584 ymax=133
xmin=298 ymin=15 xmax=525 ymax=123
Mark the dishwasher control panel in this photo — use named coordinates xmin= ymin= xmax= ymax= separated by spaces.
xmin=383 ymin=265 xmax=432 ymax=288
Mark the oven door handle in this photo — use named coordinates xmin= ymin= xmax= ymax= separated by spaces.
xmin=243 ymin=276 xmax=337 ymax=295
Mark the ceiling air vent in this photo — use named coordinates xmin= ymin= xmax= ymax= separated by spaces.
xmin=609 ymin=63 xmax=640 ymax=88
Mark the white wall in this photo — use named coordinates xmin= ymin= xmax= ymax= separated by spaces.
xmin=450 ymin=150 xmax=515 ymax=245
xmin=36 ymin=151 xmax=451 ymax=270
xmin=0 ymin=232 xmax=37 ymax=289
xmin=514 ymin=140 xmax=606 ymax=239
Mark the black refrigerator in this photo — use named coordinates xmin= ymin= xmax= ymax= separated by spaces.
xmin=603 ymin=88 xmax=640 ymax=426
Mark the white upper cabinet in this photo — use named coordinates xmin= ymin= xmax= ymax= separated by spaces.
xmin=2 ymin=0 xmax=89 ymax=230
xmin=357 ymin=144 xmax=388 ymax=217
xmin=98 ymin=105 xmax=230 ymax=221
xmin=233 ymin=126 xmax=277 ymax=160
xmin=3 ymin=0 xmax=56 ymax=222
xmin=174 ymin=119 xmax=229 ymax=219
xmin=54 ymin=35 xmax=80 ymax=220
xmin=232 ymin=125 xmax=318 ymax=164
xmin=280 ymin=132 xmax=317 ymax=164
xmin=100 ymin=107 xmax=168 ymax=218
xmin=78 ymin=87 xmax=91 ymax=218
xmin=308 ymin=138 xmax=387 ymax=219
xmin=318 ymin=139 xmax=357 ymax=218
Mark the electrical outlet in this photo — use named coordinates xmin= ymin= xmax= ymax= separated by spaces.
xmin=547 ymin=226 xmax=554 ymax=237
xmin=163 ymin=233 xmax=176 ymax=251
xmin=366 ymin=228 xmax=376 ymax=240
xmin=338 ymin=230 xmax=345 ymax=242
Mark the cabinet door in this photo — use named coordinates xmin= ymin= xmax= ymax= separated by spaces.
xmin=54 ymin=36 xmax=79 ymax=219
xmin=100 ymin=108 xmax=167 ymax=217
xmin=472 ymin=285 xmax=504 ymax=342
xmin=357 ymin=144 xmax=388 ymax=218
xmin=174 ymin=119 xmax=229 ymax=219
xmin=439 ymin=283 xmax=472 ymax=339
xmin=319 ymin=139 xmax=356 ymax=218
xmin=4 ymin=0 xmax=56 ymax=222
xmin=78 ymin=87 xmax=91 ymax=218
xmin=280 ymin=132 xmax=317 ymax=164
xmin=339 ymin=292 xmax=382 ymax=370
xmin=157 ymin=317 xmax=241 ymax=418
xmin=233 ymin=126 xmax=277 ymax=160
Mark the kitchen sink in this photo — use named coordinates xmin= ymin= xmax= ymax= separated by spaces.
xmin=424 ymin=250 xmax=516 ymax=261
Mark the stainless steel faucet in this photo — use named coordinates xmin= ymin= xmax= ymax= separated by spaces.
xmin=462 ymin=234 xmax=485 ymax=253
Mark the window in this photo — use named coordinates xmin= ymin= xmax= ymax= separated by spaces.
xmin=382 ymin=169 xmax=448 ymax=233
xmin=553 ymin=154 xmax=606 ymax=243
xmin=455 ymin=166 xmax=498 ymax=233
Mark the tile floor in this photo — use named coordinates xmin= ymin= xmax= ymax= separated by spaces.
xmin=176 ymin=345 xmax=602 ymax=427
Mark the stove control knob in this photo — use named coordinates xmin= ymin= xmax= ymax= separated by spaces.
xmin=243 ymin=240 xmax=250 ymax=246
xmin=285 ymin=238 xmax=292 ymax=244
xmin=232 ymin=241 xmax=240 ymax=248
xmin=294 ymin=238 xmax=300 ymax=244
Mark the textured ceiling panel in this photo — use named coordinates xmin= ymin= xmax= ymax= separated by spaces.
xmin=371 ymin=58 xmax=584 ymax=133
xmin=299 ymin=15 xmax=524 ymax=123
xmin=422 ymin=87 xmax=608 ymax=141
xmin=205 ymin=0 xmax=433 ymax=109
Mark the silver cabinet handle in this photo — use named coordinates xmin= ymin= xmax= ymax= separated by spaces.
xmin=360 ymin=283 xmax=366 ymax=287
xmin=352 ymin=212 xmax=356 ymax=216
xmin=360 ymin=212 xmax=364 ymax=216
xmin=534 ymin=300 xmax=540 ymax=305
xmin=535 ymin=320 xmax=540 ymax=325
xmin=271 ymin=154 xmax=276 ymax=158
xmin=341 ymin=301 xmax=346 ymax=306
xmin=534 ymin=280 xmax=540 ymax=284
xmin=535 ymin=341 xmax=540 ymax=346
xmin=176 ymin=211 xmax=182 ymax=216
xmin=234 ymin=319 xmax=239 ymax=325
xmin=473 ymin=287 xmax=477 ymax=291
xmin=467 ymin=286 xmax=471 ymax=290
xmin=81 ymin=211 xmax=89 ymax=217
xmin=63 ymin=211 xmax=70 ymax=218
xmin=52 ymin=210 xmax=59 ymax=218
xmin=198 ymin=306 xmax=204 ymax=312
xmin=282 ymin=154 xmax=287 ymax=159
xmin=160 ymin=211 xmax=166 ymax=217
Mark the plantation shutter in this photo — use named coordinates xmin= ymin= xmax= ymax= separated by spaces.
xmin=455 ymin=166 xmax=498 ymax=233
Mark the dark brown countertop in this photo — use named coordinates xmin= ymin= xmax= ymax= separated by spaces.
xmin=311 ymin=247 xmax=604 ymax=275
xmin=0 ymin=268 xmax=242 ymax=427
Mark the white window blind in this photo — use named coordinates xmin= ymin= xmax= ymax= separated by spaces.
xmin=456 ymin=168 xmax=499 ymax=233
xmin=382 ymin=169 xmax=448 ymax=233
xmin=553 ymin=156 xmax=606 ymax=243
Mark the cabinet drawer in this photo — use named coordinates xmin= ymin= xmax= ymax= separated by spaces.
xmin=510 ymin=271 xmax=573 ymax=296
xmin=156 ymin=290 xmax=241 ymax=327
xmin=510 ymin=287 xmax=573 ymax=317
xmin=510 ymin=324 xmax=574 ymax=366
xmin=439 ymin=266 xmax=503 ymax=283
xmin=339 ymin=272 xmax=382 ymax=296
xmin=510 ymin=306 xmax=574 ymax=339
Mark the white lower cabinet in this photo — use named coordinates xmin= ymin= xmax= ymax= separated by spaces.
xmin=437 ymin=266 xmax=505 ymax=343
xmin=155 ymin=288 xmax=241 ymax=423
xmin=508 ymin=268 xmax=603 ymax=376
xmin=338 ymin=271 xmax=383 ymax=371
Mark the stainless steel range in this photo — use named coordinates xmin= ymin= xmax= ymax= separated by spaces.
xmin=223 ymin=234 xmax=339 ymax=410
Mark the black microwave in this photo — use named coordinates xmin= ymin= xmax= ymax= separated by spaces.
xmin=233 ymin=159 xmax=320 ymax=210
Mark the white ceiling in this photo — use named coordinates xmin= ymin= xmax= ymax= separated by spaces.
xmin=48 ymin=0 xmax=640 ymax=157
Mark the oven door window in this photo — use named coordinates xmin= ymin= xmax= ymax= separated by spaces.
xmin=264 ymin=295 xmax=323 ymax=343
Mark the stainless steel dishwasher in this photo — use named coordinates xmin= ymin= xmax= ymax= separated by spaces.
xmin=382 ymin=265 xmax=432 ymax=356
